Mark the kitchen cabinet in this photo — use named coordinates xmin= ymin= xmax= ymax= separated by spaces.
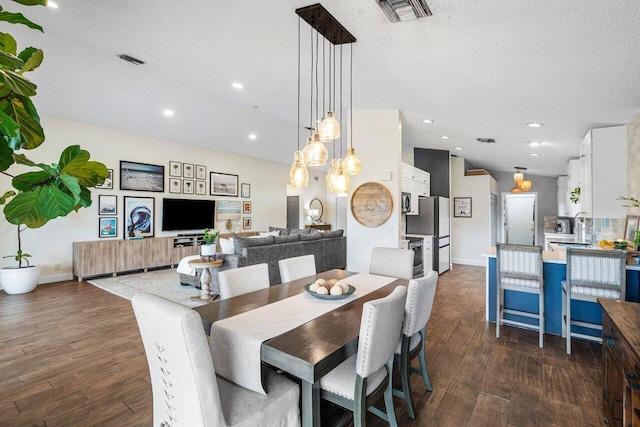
xmin=557 ymin=176 xmax=568 ymax=216
xmin=401 ymin=163 xmax=430 ymax=215
xmin=580 ymin=126 xmax=627 ymax=219
xmin=567 ymin=158 xmax=581 ymax=217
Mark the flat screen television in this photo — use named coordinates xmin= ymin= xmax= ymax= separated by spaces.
xmin=162 ymin=198 xmax=216 ymax=231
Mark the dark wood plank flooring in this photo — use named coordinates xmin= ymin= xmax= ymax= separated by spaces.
xmin=0 ymin=264 xmax=605 ymax=426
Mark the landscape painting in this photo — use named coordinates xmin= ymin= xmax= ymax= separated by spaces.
xmin=216 ymin=200 xmax=241 ymax=221
xmin=120 ymin=161 xmax=164 ymax=192
xmin=99 ymin=217 xmax=117 ymax=238
xmin=99 ymin=195 xmax=117 ymax=215
xmin=210 ymin=172 xmax=238 ymax=197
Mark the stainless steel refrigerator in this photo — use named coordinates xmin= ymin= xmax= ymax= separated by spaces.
xmin=406 ymin=196 xmax=450 ymax=274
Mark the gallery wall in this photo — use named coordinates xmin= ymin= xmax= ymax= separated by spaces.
xmin=0 ymin=115 xmax=292 ymax=284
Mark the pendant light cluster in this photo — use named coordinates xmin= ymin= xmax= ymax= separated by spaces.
xmin=511 ymin=167 xmax=532 ymax=193
xmin=289 ymin=4 xmax=361 ymax=193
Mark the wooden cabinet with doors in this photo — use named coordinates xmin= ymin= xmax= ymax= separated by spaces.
xmin=600 ymin=299 xmax=640 ymax=427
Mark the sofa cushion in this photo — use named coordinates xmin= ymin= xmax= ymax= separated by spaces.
xmin=299 ymin=232 xmax=323 ymax=241
xmin=274 ymin=234 xmax=300 ymax=244
xmin=259 ymin=231 xmax=280 ymax=238
xmin=234 ymin=235 xmax=275 ymax=255
xmin=220 ymin=238 xmax=235 ymax=254
xmin=289 ymin=228 xmax=311 ymax=235
xmin=269 ymin=226 xmax=290 ymax=236
xmin=321 ymin=230 xmax=344 ymax=238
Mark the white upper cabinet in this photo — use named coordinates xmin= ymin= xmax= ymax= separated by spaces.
xmin=401 ymin=163 xmax=431 ymax=215
xmin=567 ymin=158 xmax=581 ymax=217
xmin=579 ymin=125 xmax=627 ymax=219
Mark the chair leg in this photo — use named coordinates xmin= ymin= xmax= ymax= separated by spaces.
xmin=383 ymin=359 xmax=399 ymax=427
xmin=538 ymin=289 xmax=544 ymax=348
xmin=399 ymin=336 xmax=415 ymax=419
xmin=418 ymin=328 xmax=433 ymax=392
xmin=561 ymin=284 xmax=567 ymax=338
xmin=354 ymin=376 xmax=367 ymax=427
xmin=566 ymin=287 xmax=572 ymax=355
xmin=496 ymin=285 xmax=501 ymax=339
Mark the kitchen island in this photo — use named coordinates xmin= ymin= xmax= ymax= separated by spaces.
xmin=483 ymin=246 xmax=640 ymax=337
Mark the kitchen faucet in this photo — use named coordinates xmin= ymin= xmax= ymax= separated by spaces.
xmin=574 ymin=212 xmax=586 ymax=240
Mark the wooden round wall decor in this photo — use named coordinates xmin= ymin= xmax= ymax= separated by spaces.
xmin=350 ymin=182 xmax=393 ymax=227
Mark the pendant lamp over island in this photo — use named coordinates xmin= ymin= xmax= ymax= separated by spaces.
xmin=510 ymin=167 xmax=532 ymax=193
xmin=289 ymin=17 xmax=308 ymax=188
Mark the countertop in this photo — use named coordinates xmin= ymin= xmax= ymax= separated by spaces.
xmin=402 ymin=234 xmax=434 ymax=239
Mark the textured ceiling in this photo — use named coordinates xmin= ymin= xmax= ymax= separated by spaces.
xmin=8 ymin=0 xmax=640 ymax=177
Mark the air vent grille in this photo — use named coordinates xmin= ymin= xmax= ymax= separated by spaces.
xmin=118 ymin=54 xmax=145 ymax=65
xmin=377 ymin=0 xmax=432 ymax=22
xmin=477 ymin=138 xmax=496 ymax=144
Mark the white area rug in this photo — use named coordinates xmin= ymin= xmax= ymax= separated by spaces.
xmin=87 ymin=268 xmax=206 ymax=307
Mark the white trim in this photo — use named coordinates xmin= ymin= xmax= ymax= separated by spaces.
xmin=40 ymin=272 xmax=74 ymax=284
xmin=452 ymin=258 xmax=485 ymax=267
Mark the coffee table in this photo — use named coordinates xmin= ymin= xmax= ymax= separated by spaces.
xmin=188 ymin=258 xmax=223 ymax=302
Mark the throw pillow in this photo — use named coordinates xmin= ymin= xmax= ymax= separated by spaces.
xmin=289 ymin=228 xmax=311 ymax=235
xmin=321 ymin=230 xmax=344 ymax=238
xmin=274 ymin=234 xmax=300 ymax=244
xmin=259 ymin=230 xmax=280 ymax=238
xmin=219 ymin=238 xmax=235 ymax=254
xmin=299 ymin=232 xmax=323 ymax=241
xmin=233 ymin=235 xmax=275 ymax=255
xmin=269 ymin=226 xmax=290 ymax=236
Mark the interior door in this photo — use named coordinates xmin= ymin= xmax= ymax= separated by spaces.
xmin=504 ymin=193 xmax=536 ymax=245
xmin=335 ymin=197 xmax=348 ymax=232
xmin=286 ymin=196 xmax=299 ymax=229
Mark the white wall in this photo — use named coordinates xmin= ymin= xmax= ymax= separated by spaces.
xmin=347 ymin=110 xmax=403 ymax=273
xmin=450 ymin=157 xmax=497 ymax=266
xmin=0 ymin=115 xmax=291 ymax=283
xmin=285 ymin=168 xmax=329 ymax=228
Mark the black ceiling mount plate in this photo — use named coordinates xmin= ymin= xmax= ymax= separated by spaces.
xmin=295 ymin=3 xmax=356 ymax=45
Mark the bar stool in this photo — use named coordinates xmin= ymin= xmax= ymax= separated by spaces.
xmin=496 ymin=243 xmax=545 ymax=348
xmin=562 ymin=247 xmax=626 ymax=354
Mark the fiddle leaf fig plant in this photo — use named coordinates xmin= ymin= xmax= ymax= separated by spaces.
xmin=0 ymin=0 xmax=108 ymax=267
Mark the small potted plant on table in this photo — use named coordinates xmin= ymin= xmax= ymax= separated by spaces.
xmin=201 ymin=228 xmax=220 ymax=260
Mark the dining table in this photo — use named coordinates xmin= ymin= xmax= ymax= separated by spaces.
xmin=193 ymin=269 xmax=409 ymax=427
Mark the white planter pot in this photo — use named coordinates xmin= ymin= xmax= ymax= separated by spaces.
xmin=0 ymin=265 xmax=41 ymax=294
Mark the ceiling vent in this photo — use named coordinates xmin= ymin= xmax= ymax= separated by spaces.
xmin=118 ymin=54 xmax=145 ymax=65
xmin=477 ymin=138 xmax=496 ymax=144
xmin=376 ymin=0 xmax=432 ymax=22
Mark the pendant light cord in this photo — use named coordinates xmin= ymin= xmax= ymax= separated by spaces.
xmin=309 ymin=24 xmax=313 ymax=135
xmin=339 ymin=41 xmax=343 ymax=157
xmin=315 ymin=27 xmax=319 ymax=127
xmin=350 ymin=42 xmax=353 ymax=149
xmin=297 ymin=17 xmax=300 ymax=150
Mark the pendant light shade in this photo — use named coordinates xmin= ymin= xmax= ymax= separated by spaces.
xmin=510 ymin=186 xmax=523 ymax=194
xmin=305 ymin=134 xmax=328 ymax=166
xmin=513 ymin=170 xmax=524 ymax=186
xmin=289 ymin=150 xmax=308 ymax=188
xmin=520 ymin=179 xmax=532 ymax=191
xmin=319 ymin=110 xmax=340 ymax=140
xmin=301 ymin=136 xmax=313 ymax=164
xmin=344 ymin=146 xmax=361 ymax=176
xmin=326 ymin=159 xmax=337 ymax=192
xmin=332 ymin=159 xmax=350 ymax=196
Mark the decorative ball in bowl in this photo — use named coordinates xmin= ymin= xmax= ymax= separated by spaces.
xmin=304 ymin=278 xmax=355 ymax=300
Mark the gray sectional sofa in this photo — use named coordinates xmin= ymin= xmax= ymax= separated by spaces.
xmin=179 ymin=227 xmax=346 ymax=288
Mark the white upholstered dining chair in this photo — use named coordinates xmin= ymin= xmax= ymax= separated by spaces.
xmin=218 ymin=263 xmax=270 ymax=299
xmin=131 ymin=293 xmax=301 ymax=427
xmin=278 ymin=254 xmax=316 ymax=282
xmin=496 ymin=243 xmax=545 ymax=348
xmin=319 ymin=286 xmax=407 ymax=427
xmin=394 ymin=270 xmax=438 ymax=419
xmin=369 ymin=247 xmax=414 ymax=280
xmin=562 ymin=247 xmax=626 ymax=354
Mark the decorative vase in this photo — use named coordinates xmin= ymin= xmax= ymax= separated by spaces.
xmin=0 ymin=265 xmax=41 ymax=294
xmin=201 ymin=244 xmax=216 ymax=260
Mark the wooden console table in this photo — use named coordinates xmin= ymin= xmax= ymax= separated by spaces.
xmin=599 ymin=299 xmax=640 ymax=426
xmin=305 ymin=224 xmax=331 ymax=231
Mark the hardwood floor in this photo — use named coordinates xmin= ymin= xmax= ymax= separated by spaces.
xmin=0 ymin=264 xmax=605 ymax=426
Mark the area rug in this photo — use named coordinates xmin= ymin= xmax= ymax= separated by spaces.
xmin=87 ymin=268 xmax=206 ymax=307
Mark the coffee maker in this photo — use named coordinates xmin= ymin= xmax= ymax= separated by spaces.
xmin=555 ymin=219 xmax=571 ymax=234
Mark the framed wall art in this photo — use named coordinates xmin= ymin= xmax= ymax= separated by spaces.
xmin=243 ymin=201 xmax=251 ymax=214
xmin=169 ymin=161 xmax=182 ymax=177
xmin=624 ymin=215 xmax=639 ymax=242
xmin=98 ymin=195 xmax=117 ymax=215
xmin=241 ymin=183 xmax=251 ymax=198
xmin=183 ymin=179 xmax=194 ymax=194
xmin=120 ymin=161 xmax=164 ymax=192
xmin=196 ymin=165 xmax=206 ymax=180
xmin=183 ymin=163 xmax=194 ymax=179
xmin=95 ymin=168 xmax=113 ymax=189
xmin=454 ymin=197 xmax=472 ymax=218
xmin=169 ymin=178 xmax=181 ymax=194
xmin=124 ymin=196 xmax=154 ymax=239
xmin=99 ymin=217 xmax=117 ymax=238
xmin=243 ymin=217 xmax=251 ymax=229
xmin=210 ymin=172 xmax=238 ymax=197
xmin=350 ymin=182 xmax=393 ymax=228
xmin=216 ymin=200 xmax=241 ymax=221
xmin=196 ymin=180 xmax=206 ymax=195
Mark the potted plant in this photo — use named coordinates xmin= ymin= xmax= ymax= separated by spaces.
xmin=0 ymin=1 xmax=108 ymax=294
xmin=201 ymin=228 xmax=220 ymax=260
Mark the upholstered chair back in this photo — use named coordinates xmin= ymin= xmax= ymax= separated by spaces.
xmin=369 ymin=247 xmax=414 ymax=280
xmin=132 ymin=293 xmax=226 ymax=427
xmin=496 ymin=243 xmax=544 ymax=289
xmin=355 ymin=286 xmax=407 ymax=378
xmin=218 ymin=263 xmax=270 ymax=299
xmin=278 ymin=254 xmax=316 ymax=283
xmin=567 ymin=247 xmax=626 ymax=297
xmin=403 ymin=270 xmax=438 ymax=337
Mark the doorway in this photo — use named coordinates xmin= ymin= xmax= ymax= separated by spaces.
xmin=503 ymin=193 xmax=537 ymax=245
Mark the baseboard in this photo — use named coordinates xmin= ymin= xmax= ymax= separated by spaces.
xmin=40 ymin=272 xmax=74 ymax=284
xmin=451 ymin=258 xmax=485 ymax=267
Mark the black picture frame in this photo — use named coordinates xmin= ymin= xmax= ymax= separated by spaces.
xmin=454 ymin=197 xmax=472 ymax=218
xmin=99 ymin=217 xmax=117 ymax=238
xmin=123 ymin=196 xmax=155 ymax=239
xmin=95 ymin=168 xmax=113 ymax=189
xmin=98 ymin=194 xmax=117 ymax=215
xmin=210 ymin=172 xmax=239 ymax=197
xmin=243 ymin=201 xmax=251 ymax=214
xmin=243 ymin=216 xmax=251 ymax=229
xmin=120 ymin=161 xmax=164 ymax=192
xmin=241 ymin=183 xmax=251 ymax=198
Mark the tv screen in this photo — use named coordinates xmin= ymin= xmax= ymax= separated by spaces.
xmin=162 ymin=198 xmax=216 ymax=231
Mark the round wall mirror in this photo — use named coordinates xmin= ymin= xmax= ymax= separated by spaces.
xmin=309 ymin=198 xmax=324 ymax=222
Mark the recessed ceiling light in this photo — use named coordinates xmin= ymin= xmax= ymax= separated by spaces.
xmin=528 ymin=141 xmax=540 ymax=147
xmin=441 ymin=135 xmax=450 ymax=139
xmin=529 ymin=153 xmax=540 ymax=157
xmin=232 ymin=82 xmax=243 ymax=89
xmin=249 ymin=134 xmax=257 ymax=140
xmin=455 ymin=147 xmax=463 ymax=150
xmin=527 ymin=122 xmax=543 ymax=128
xmin=47 ymin=1 xmax=59 ymax=8
xmin=162 ymin=109 xmax=174 ymax=117
xmin=422 ymin=119 xmax=433 ymax=123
